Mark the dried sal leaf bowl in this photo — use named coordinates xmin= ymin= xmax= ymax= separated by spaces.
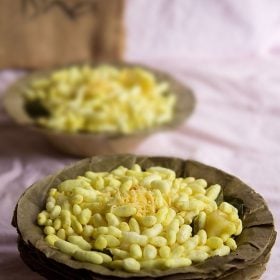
xmin=13 ymin=155 xmax=276 ymax=279
xmin=3 ymin=63 xmax=195 ymax=156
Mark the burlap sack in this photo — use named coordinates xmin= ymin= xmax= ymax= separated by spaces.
xmin=0 ymin=0 xmax=124 ymax=69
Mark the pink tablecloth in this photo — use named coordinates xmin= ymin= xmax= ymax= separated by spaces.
xmin=0 ymin=57 xmax=279 ymax=279
xmin=1 ymin=1 xmax=280 ymax=279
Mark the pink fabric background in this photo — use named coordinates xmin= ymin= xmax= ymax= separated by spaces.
xmin=0 ymin=1 xmax=279 ymax=279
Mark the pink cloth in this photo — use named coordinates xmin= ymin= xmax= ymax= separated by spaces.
xmin=1 ymin=1 xmax=280 ymax=279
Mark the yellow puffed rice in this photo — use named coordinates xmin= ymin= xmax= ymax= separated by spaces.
xmin=37 ymin=164 xmax=243 ymax=272
xmin=25 ymin=65 xmax=176 ymax=134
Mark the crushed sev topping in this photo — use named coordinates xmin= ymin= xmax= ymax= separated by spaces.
xmin=115 ymin=185 xmax=157 ymax=217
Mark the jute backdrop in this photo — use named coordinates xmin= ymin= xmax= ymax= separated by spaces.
xmin=0 ymin=0 xmax=124 ymax=69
